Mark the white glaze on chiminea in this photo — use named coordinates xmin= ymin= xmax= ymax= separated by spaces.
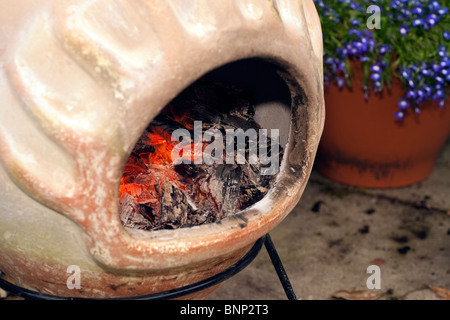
xmin=0 ymin=0 xmax=324 ymax=298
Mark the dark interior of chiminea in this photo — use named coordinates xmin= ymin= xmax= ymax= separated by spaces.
xmin=119 ymin=59 xmax=292 ymax=231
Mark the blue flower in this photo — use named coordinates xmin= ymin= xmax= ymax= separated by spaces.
xmin=435 ymin=76 xmax=444 ymax=83
xmin=434 ymin=89 xmax=445 ymax=100
xmin=438 ymin=7 xmax=449 ymax=16
xmin=374 ymin=81 xmax=382 ymax=91
xmin=370 ymin=64 xmax=382 ymax=73
xmin=406 ymin=90 xmax=417 ymax=99
xmin=401 ymin=68 xmax=412 ymax=79
xmin=349 ymin=29 xmax=361 ymax=37
xmin=371 ymin=73 xmax=381 ymax=81
xmin=398 ymin=99 xmax=410 ymax=109
xmin=421 ymin=68 xmax=432 ymax=76
xmin=349 ymin=1 xmax=360 ymax=10
xmin=412 ymin=18 xmax=424 ymax=26
xmin=411 ymin=7 xmax=424 ymax=15
xmin=399 ymin=25 xmax=409 ymax=35
xmin=444 ymin=30 xmax=450 ymax=40
xmin=430 ymin=1 xmax=441 ymax=10
xmin=440 ymin=58 xmax=450 ymax=68
xmin=425 ymin=14 xmax=439 ymax=28
xmin=378 ymin=45 xmax=389 ymax=55
xmin=432 ymin=63 xmax=441 ymax=72
xmin=390 ymin=0 xmax=402 ymax=9
xmin=394 ymin=110 xmax=405 ymax=120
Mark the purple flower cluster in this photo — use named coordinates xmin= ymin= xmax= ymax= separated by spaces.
xmin=394 ymin=0 xmax=448 ymax=32
xmin=323 ymin=28 xmax=380 ymax=91
xmin=391 ymin=1 xmax=449 ymax=120
xmin=394 ymin=45 xmax=449 ymax=120
xmin=315 ymin=0 xmax=450 ymax=120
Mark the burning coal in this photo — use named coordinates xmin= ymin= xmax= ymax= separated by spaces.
xmin=119 ymin=80 xmax=283 ymax=231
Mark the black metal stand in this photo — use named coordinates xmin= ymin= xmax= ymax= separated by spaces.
xmin=264 ymin=234 xmax=297 ymax=300
xmin=0 ymin=234 xmax=296 ymax=300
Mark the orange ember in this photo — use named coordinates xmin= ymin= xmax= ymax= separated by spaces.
xmin=119 ymin=124 xmax=201 ymax=208
xmin=147 ymin=131 xmax=175 ymax=166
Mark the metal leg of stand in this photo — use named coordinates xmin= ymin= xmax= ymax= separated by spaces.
xmin=264 ymin=234 xmax=297 ymax=300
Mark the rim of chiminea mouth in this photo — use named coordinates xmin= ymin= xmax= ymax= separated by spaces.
xmin=119 ymin=57 xmax=319 ymax=243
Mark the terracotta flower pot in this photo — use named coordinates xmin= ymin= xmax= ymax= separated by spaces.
xmin=0 ymin=0 xmax=324 ymax=298
xmin=316 ymin=68 xmax=450 ymax=188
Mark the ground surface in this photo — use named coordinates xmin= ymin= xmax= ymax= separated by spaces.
xmin=209 ymin=139 xmax=450 ymax=300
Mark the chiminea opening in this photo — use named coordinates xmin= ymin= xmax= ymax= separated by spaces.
xmin=119 ymin=58 xmax=292 ymax=232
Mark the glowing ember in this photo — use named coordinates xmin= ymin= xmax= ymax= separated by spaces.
xmin=119 ymin=80 xmax=283 ymax=231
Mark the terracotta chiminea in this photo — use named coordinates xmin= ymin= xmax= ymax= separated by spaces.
xmin=0 ymin=0 xmax=324 ymax=299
